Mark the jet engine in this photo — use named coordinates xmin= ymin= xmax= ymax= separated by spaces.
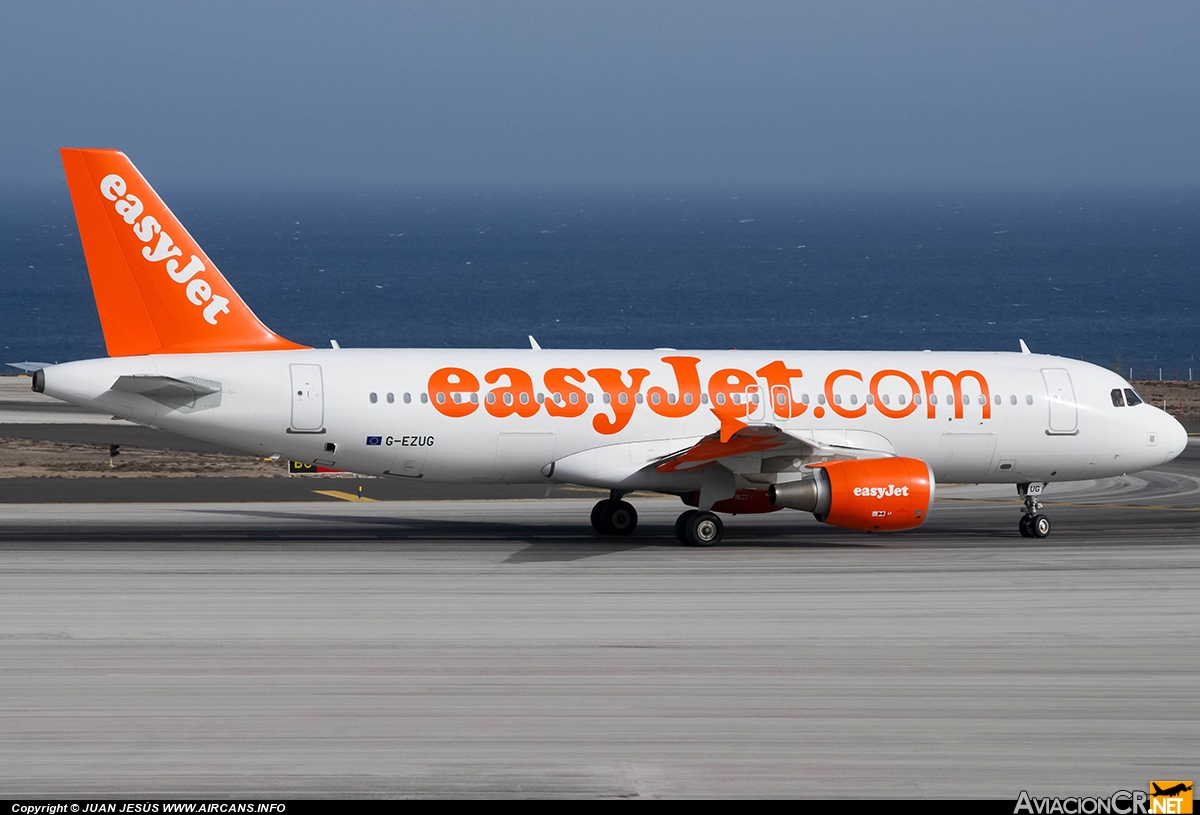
xmin=768 ymin=457 xmax=934 ymax=531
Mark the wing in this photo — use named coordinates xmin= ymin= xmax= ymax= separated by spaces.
xmin=654 ymin=406 xmax=896 ymax=479
xmin=655 ymin=423 xmax=811 ymax=472
xmin=548 ymin=406 xmax=898 ymax=492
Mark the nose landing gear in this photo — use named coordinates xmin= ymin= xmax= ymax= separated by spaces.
xmin=1018 ymin=483 xmax=1051 ymax=538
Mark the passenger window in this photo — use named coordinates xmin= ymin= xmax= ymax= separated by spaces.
xmin=898 ymin=394 xmax=905 ymax=406
xmin=914 ymin=394 xmax=922 ymax=405
xmin=420 ymin=393 xmax=428 ymax=404
xmin=436 ymin=393 xmax=446 ymax=404
xmin=668 ymin=393 xmax=676 ymax=404
xmin=1026 ymin=395 xmax=1033 ymax=405
xmin=850 ymin=394 xmax=858 ymax=405
xmin=636 ymin=394 xmax=644 ymax=404
xmin=946 ymin=394 xmax=954 ymax=405
xmin=618 ymin=393 xmax=628 ymax=405
xmin=386 ymin=392 xmax=394 ymax=404
xmin=683 ymin=393 xmax=693 ymax=405
xmin=470 ymin=393 xmax=478 ymax=404
xmin=369 ymin=392 xmax=378 ymax=404
xmin=1124 ymin=388 xmax=1142 ymax=406
xmin=834 ymin=394 xmax=842 ymax=405
xmin=1010 ymin=395 xmax=1017 ymax=405
xmin=403 ymin=393 xmax=411 ymax=404
xmin=801 ymin=394 xmax=810 ymax=404
xmin=587 ymin=393 xmax=595 ymax=404
xmin=487 ymin=393 xmax=496 ymax=404
xmin=716 ymin=393 xmax=726 ymax=405
xmin=881 ymin=394 xmax=890 ymax=405
xmin=978 ymin=395 xmax=986 ymax=405
xmin=1111 ymin=388 xmax=1125 ymax=407
xmin=569 ymin=393 xmax=578 ymax=404
xmin=994 ymin=394 xmax=1001 ymax=405
xmin=536 ymin=393 xmax=544 ymax=403
xmin=603 ymin=393 xmax=612 ymax=404
xmin=651 ymin=393 xmax=661 ymax=405
xmin=519 ymin=393 xmax=529 ymax=404
xmin=817 ymin=394 xmax=826 ymax=405
xmin=929 ymin=394 xmax=938 ymax=405
xmin=701 ymin=394 xmax=709 ymax=404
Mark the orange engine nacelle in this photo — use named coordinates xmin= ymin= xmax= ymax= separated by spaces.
xmin=768 ymin=457 xmax=935 ymax=532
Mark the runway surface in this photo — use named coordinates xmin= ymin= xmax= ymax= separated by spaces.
xmin=0 ymin=445 xmax=1197 ymax=797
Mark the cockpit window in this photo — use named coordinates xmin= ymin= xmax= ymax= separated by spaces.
xmin=1111 ymin=388 xmax=1125 ymax=407
xmin=1124 ymin=388 xmax=1143 ymax=406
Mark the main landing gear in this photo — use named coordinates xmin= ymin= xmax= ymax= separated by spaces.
xmin=1018 ymin=482 xmax=1051 ymax=539
xmin=674 ymin=509 xmax=724 ymax=547
xmin=591 ymin=491 xmax=638 ymax=536
xmin=590 ymin=493 xmax=725 ymax=546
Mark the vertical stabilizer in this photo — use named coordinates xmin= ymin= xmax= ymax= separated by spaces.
xmin=60 ymin=148 xmax=307 ymax=356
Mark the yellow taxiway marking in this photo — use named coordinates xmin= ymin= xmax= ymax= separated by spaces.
xmin=312 ymin=490 xmax=377 ymax=502
xmin=938 ymin=497 xmax=1200 ymax=511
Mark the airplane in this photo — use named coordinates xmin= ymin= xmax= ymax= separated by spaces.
xmin=1152 ymin=784 xmax=1193 ymax=798
xmin=30 ymin=149 xmax=1189 ymax=546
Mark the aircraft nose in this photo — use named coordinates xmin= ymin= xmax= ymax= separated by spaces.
xmin=1160 ymin=412 xmax=1189 ymax=463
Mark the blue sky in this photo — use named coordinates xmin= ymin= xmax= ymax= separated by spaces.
xmin=2 ymin=1 xmax=1198 ymax=190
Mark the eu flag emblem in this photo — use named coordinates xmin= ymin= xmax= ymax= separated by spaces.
xmin=366 ymin=436 xmax=382 ymax=446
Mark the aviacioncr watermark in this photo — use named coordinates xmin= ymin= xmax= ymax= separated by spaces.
xmin=1015 ymin=790 xmax=1150 ymax=815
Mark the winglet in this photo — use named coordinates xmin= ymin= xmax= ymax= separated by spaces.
xmin=60 ymin=148 xmax=307 ymax=357
xmin=711 ymin=405 xmax=748 ymax=443
xmin=1019 ymin=339 xmax=1031 ymax=355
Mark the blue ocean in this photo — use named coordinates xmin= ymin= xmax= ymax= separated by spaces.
xmin=2 ymin=186 xmax=1197 ymax=379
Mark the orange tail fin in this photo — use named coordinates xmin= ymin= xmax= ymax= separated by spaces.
xmin=60 ymin=148 xmax=307 ymax=356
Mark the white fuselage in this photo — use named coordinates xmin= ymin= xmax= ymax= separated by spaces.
xmin=40 ymin=348 xmax=1188 ymax=495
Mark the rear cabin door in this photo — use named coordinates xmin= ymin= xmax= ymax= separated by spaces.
xmin=289 ymin=364 xmax=325 ymax=433
xmin=1041 ymin=368 xmax=1078 ymax=435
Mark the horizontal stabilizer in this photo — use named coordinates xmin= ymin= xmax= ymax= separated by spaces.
xmin=110 ymin=374 xmax=222 ymax=407
xmin=5 ymin=362 xmax=52 ymax=372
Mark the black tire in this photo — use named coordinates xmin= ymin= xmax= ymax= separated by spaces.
xmin=674 ymin=510 xmax=699 ymax=544
xmin=591 ymin=500 xmax=612 ymax=534
xmin=606 ymin=500 xmax=638 ymax=536
xmin=1019 ymin=515 xmax=1034 ymax=538
xmin=1031 ymin=513 xmax=1051 ymax=539
xmin=684 ymin=511 xmax=724 ymax=547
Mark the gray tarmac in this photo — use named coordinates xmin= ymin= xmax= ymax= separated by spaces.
xmin=0 ymin=444 xmax=1197 ymax=798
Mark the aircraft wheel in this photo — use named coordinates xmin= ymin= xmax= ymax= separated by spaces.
xmin=674 ymin=510 xmax=699 ymax=544
xmin=590 ymin=500 xmax=612 ymax=534
xmin=1019 ymin=515 xmax=1034 ymax=538
xmin=1031 ymin=514 xmax=1051 ymax=539
xmin=605 ymin=500 xmax=638 ymax=536
xmin=684 ymin=511 xmax=724 ymax=547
